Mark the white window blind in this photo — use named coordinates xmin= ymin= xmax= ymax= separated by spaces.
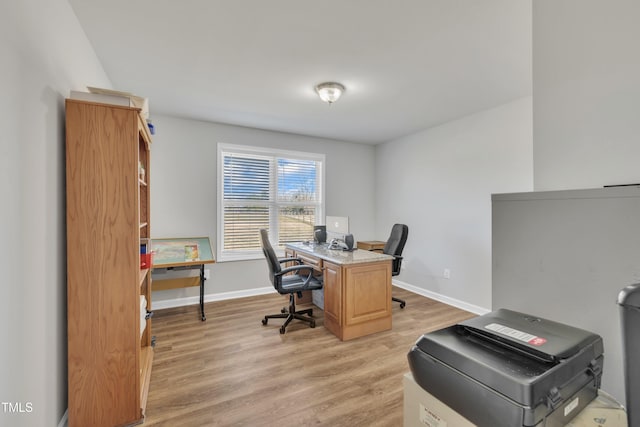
xmin=218 ymin=144 xmax=324 ymax=261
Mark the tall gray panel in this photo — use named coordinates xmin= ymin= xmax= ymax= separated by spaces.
xmin=492 ymin=186 xmax=640 ymax=404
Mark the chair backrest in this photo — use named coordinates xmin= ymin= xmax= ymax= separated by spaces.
xmin=383 ymin=224 xmax=408 ymax=275
xmin=260 ymin=229 xmax=281 ymax=287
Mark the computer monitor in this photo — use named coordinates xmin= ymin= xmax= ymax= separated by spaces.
xmin=326 ymin=216 xmax=349 ymax=238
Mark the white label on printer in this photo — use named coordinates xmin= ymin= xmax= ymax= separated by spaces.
xmin=564 ymin=396 xmax=579 ymax=416
xmin=419 ymin=404 xmax=447 ymax=427
xmin=485 ymin=323 xmax=548 ymax=346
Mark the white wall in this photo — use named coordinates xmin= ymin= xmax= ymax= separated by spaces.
xmin=533 ymin=0 xmax=640 ymax=190
xmin=375 ymin=97 xmax=533 ymax=312
xmin=0 ymin=2 xmax=111 ymax=426
xmin=150 ymin=115 xmax=376 ymax=305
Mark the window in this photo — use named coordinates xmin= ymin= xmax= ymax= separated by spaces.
xmin=217 ymin=143 xmax=325 ymax=261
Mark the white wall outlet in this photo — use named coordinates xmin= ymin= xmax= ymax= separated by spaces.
xmin=443 ymin=268 xmax=451 ymax=279
xmin=204 ymin=269 xmax=211 ymax=280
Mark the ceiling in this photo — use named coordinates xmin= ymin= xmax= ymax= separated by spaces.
xmin=68 ymin=0 xmax=531 ymax=145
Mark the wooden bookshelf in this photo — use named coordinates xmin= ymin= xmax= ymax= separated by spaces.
xmin=66 ymin=99 xmax=153 ymax=427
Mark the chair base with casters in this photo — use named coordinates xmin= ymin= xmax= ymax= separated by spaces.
xmin=262 ymin=291 xmax=316 ymax=334
xmin=392 ymin=296 xmax=406 ymax=309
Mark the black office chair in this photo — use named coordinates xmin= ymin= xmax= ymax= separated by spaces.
xmin=383 ymin=224 xmax=409 ymax=309
xmin=259 ymin=229 xmax=323 ymax=334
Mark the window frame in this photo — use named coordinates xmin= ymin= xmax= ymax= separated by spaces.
xmin=217 ymin=143 xmax=325 ymax=262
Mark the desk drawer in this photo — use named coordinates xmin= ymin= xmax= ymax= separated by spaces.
xmin=295 ymin=252 xmax=323 ymax=270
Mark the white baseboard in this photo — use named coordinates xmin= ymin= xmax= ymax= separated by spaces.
xmin=152 ymin=287 xmax=274 ymax=310
xmin=152 ymin=282 xmax=490 ymax=315
xmin=392 ymin=279 xmax=490 ymax=315
xmin=58 ymin=409 xmax=68 ymax=427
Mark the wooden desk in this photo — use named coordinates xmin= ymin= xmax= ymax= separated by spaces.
xmin=357 ymin=240 xmax=386 ymax=252
xmin=286 ymin=243 xmax=394 ymax=340
xmin=151 ymin=237 xmax=215 ymax=321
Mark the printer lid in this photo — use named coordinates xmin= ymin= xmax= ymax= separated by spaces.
xmin=458 ymin=308 xmax=600 ymax=363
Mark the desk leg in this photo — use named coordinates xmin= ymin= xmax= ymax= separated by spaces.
xmin=200 ymin=265 xmax=206 ymax=321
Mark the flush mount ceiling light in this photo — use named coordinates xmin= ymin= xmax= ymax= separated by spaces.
xmin=315 ymin=82 xmax=346 ymax=104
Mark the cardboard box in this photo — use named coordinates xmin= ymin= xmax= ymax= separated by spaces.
xmin=403 ymin=372 xmax=628 ymax=427
xmin=404 ymin=372 xmax=475 ymax=427
xmin=566 ymin=390 xmax=627 ymax=427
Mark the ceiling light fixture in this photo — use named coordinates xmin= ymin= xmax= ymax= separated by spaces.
xmin=315 ymin=82 xmax=345 ymax=104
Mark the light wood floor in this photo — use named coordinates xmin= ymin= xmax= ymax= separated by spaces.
xmin=144 ymin=287 xmax=475 ymax=427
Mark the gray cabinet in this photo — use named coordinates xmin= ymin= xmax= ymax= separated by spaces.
xmin=492 ymin=186 xmax=640 ymax=404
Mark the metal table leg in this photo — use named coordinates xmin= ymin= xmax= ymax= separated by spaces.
xmin=200 ymin=264 xmax=206 ymax=321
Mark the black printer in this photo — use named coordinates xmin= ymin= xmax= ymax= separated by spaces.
xmin=407 ymin=309 xmax=604 ymax=427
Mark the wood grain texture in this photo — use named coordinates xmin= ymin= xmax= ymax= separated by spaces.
xmin=143 ymin=287 xmax=475 ymax=426
xmin=327 ymin=259 xmax=392 ymax=341
xmin=66 ymin=99 xmax=153 ymax=427
xmin=153 ymin=276 xmax=201 ymax=291
xmin=322 ymin=260 xmax=342 ymax=337
xmin=345 ymin=262 xmax=391 ymax=324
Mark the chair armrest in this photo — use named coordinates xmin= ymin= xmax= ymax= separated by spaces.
xmin=391 ymin=255 xmax=403 ymax=275
xmin=275 ymin=264 xmax=321 ymax=288
xmin=277 ymin=264 xmax=315 ymax=276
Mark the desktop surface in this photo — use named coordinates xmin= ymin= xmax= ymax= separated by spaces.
xmin=287 ymin=241 xmax=393 ymax=265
